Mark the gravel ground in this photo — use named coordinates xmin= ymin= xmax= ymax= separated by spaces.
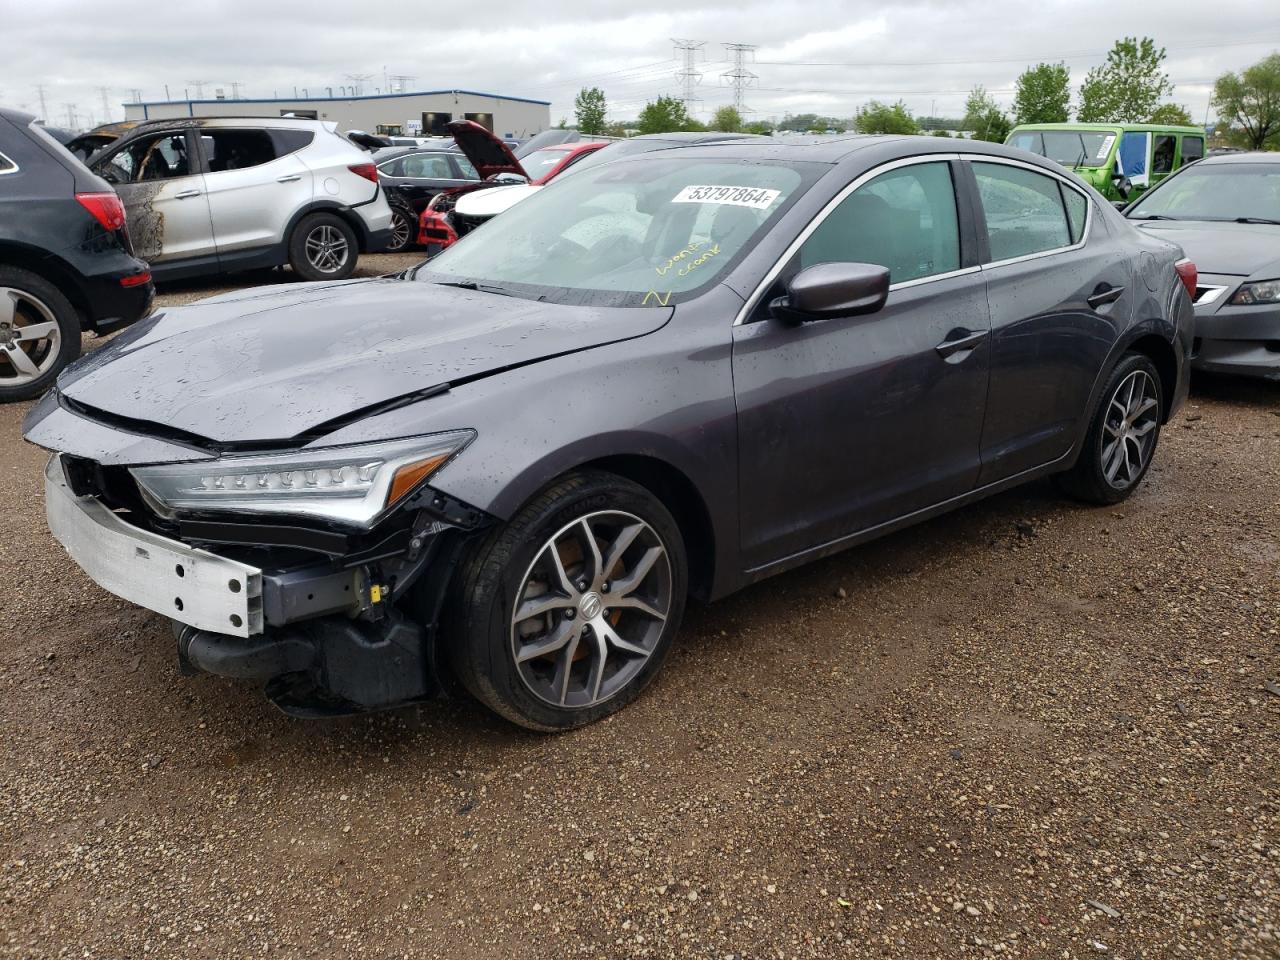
xmin=0 ymin=257 xmax=1277 ymax=958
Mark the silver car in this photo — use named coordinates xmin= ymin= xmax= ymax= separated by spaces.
xmin=89 ymin=117 xmax=394 ymax=282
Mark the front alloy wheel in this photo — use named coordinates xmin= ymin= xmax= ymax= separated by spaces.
xmin=448 ymin=471 xmax=687 ymax=731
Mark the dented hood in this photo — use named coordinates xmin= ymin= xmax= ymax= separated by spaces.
xmin=446 ymin=119 xmax=526 ymax=180
xmin=55 ymin=277 xmax=672 ymax=445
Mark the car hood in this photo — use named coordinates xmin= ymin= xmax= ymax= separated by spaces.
xmin=55 ymin=277 xmax=673 ymax=446
xmin=1131 ymin=220 xmax=1280 ymax=278
xmin=447 ymin=119 xmax=526 ymax=180
xmin=455 ymin=184 xmax=541 ymax=218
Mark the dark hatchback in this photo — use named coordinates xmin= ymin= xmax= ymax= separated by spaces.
xmin=26 ymin=136 xmax=1193 ymax=729
xmin=0 ymin=108 xmax=153 ymax=401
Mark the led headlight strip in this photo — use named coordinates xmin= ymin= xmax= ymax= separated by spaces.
xmin=130 ymin=431 xmax=474 ymax=528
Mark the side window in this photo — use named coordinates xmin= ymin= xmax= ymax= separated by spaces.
xmin=452 ymin=155 xmax=479 ymax=180
xmin=1008 ymin=131 xmax=1045 ymax=156
xmin=1118 ymin=131 xmax=1149 ymax=178
xmin=1060 ymin=184 xmax=1088 ymax=244
xmin=0 ymin=152 xmax=15 ymax=175
xmin=1152 ymin=135 xmax=1176 ymax=175
xmin=972 ymin=162 xmax=1071 ymax=261
xmin=101 ymin=133 xmax=191 ymax=184
xmin=798 ymin=161 xmax=960 ymax=284
xmin=403 ymin=153 xmax=455 ymax=178
xmin=202 ymin=129 xmax=277 ymax=173
xmin=1180 ymin=136 xmax=1204 ymax=165
xmin=376 ymin=158 xmax=404 ymax=178
xmin=268 ymin=129 xmax=314 ymax=157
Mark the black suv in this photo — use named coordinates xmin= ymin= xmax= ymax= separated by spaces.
xmin=0 ymin=108 xmax=153 ymax=402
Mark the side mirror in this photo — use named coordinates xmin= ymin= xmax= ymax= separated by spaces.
xmin=1111 ymin=173 xmax=1132 ymax=200
xmin=1112 ymin=200 xmax=1129 ymax=211
xmin=769 ymin=262 xmax=890 ymax=323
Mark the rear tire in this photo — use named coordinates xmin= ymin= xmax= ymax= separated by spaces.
xmin=1058 ymin=352 xmax=1163 ymax=505
xmin=288 ymin=212 xmax=358 ymax=281
xmin=446 ymin=471 xmax=688 ymax=731
xmin=0 ymin=266 xmax=81 ymax=403
xmin=385 ymin=201 xmax=415 ymax=253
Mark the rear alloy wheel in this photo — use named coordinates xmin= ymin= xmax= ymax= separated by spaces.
xmin=1059 ymin=352 xmax=1163 ymax=504
xmin=385 ymin=205 xmax=414 ymax=253
xmin=0 ymin=267 xmax=81 ymax=403
xmin=448 ymin=471 xmax=687 ymax=731
xmin=289 ymin=213 xmax=358 ymax=281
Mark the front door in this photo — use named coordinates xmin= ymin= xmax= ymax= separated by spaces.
xmin=733 ymin=159 xmax=992 ymax=570
xmin=95 ymin=130 xmax=215 ymax=264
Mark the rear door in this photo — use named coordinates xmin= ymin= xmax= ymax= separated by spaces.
xmin=733 ymin=157 xmax=991 ymax=568
xmin=198 ymin=127 xmax=313 ymax=256
xmin=94 ymin=130 xmax=215 ymax=264
xmin=965 ymin=158 xmax=1133 ymax=484
xmin=378 ymin=151 xmax=472 ymax=210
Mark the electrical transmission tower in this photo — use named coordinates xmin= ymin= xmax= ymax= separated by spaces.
xmin=721 ymin=43 xmax=758 ymax=113
xmin=389 ymin=74 xmax=416 ymax=94
xmin=35 ymin=84 xmax=48 ymax=122
xmin=229 ymin=81 xmax=244 ymax=99
xmin=345 ymin=74 xmax=373 ymax=96
xmin=187 ymin=79 xmax=210 ymax=99
xmin=672 ymin=39 xmax=705 ymax=114
xmin=98 ymin=87 xmax=112 ymax=122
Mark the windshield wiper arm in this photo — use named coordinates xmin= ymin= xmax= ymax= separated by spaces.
xmin=432 ymin=279 xmax=541 ymax=301
xmin=1235 ymin=217 xmax=1280 ymax=225
xmin=1130 ymin=214 xmax=1178 ymax=220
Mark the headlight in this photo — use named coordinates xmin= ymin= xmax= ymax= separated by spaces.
xmin=1230 ymin=279 xmax=1280 ymax=305
xmin=129 ymin=432 xmax=474 ymax=528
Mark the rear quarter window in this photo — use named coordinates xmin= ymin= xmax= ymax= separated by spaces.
xmin=269 ymin=129 xmax=315 ymax=156
xmin=0 ymin=151 xmax=15 ymax=174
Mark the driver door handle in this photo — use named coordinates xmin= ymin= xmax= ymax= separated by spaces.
xmin=935 ymin=328 xmax=988 ymax=358
xmin=174 ymin=189 xmax=202 ymax=199
xmin=1087 ymin=284 xmax=1125 ymax=309
xmin=276 ymin=174 xmax=302 ymax=183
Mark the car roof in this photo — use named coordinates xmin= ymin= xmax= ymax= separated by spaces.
xmin=1195 ymin=151 xmax=1280 ymax=166
xmin=0 ymin=107 xmax=36 ymax=126
xmin=1010 ymin=122 xmax=1205 ymax=135
xmin=116 ymin=116 xmax=331 ymax=133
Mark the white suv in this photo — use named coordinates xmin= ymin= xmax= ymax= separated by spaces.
xmin=89 ymin=117 xmax=393 ymax=282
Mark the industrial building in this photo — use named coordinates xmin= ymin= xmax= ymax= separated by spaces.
xmin=122 ymin=89 xmax=551 ymax=139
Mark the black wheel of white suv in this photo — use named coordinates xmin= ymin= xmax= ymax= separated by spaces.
xmin=0 ymin=266 xmax=81 ymax=403
xmin=289 ymin=212 xmax=358 ymax=281
xmin=447 ymin=471 xmax=687 ymax=731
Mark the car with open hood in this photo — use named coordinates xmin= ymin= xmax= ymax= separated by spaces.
xmin=1126 ymin=151 xmax=1280 ymax=380
xmin=26 ymin=135 xmax=1193 ymax=729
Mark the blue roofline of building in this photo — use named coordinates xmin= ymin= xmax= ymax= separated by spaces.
xmin=123 ymin=88 xmax=552 ymax=108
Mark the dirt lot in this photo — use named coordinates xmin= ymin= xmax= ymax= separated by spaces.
xmin=1 ymin=253 xmax=1277 ymax=959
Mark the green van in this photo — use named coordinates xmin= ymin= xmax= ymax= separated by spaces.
xmin=1005 ymin=122 xmax=1206 ymax=202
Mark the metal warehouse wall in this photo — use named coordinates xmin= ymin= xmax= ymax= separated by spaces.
xmin=123 ymin=91 xmax=551 ymax=139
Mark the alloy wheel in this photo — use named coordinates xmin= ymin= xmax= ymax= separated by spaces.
xmin=388 ymin=211 xmax=412 ymax=251
xmin=1101 ymin=369 xmax=1159 ymax=490
xmin=510 ymin=510 xmax=672 ymax=709
xmin=304 ymin=224 xmax=351 ymax=274
xmin=0 ymin=287 xmax=62 ymax=388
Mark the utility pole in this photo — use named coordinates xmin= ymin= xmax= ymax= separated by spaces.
xmin=187 ymin=79 xmax=210 ymax=100
xmin=35 ymin=84 xmax=48 ymax=122
xmin=98 ymin=86 xmax=112 ymax=122
xmin=672 ymin=39 xmax=705 ymax=115
xmin=62 ymin=103 xmax=77 ymax=129
xmin=720 ymin=43 xmax=757 ymax=114
xmin=229 ymin=81 xmax=243 ymax=99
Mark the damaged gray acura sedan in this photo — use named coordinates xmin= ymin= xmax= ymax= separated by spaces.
xmin=26 ymin=136 xmax=1195 ymax=729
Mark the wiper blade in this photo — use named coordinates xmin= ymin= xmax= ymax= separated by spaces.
xmin=1130 ymin=214 xmax=1178 ymax=220
xmin=1235 ymin=217 xmax=1280 ymax=225
xmin=433 ymin=279 xmax=541 ymax=301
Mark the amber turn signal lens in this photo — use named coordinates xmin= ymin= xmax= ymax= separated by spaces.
xmin=387 ymin=454 xmax=450 ymax=507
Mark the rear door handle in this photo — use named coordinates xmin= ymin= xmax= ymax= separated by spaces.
xmin=935 ymin=328 xmax=989 ymax=358
xmin=1087 ymin=285 xmax=1125 ymax=308
xmin=276 ymin=174 xmax=302 ymax=183
xmin=174 ymin=189 xmax=201 ymax=199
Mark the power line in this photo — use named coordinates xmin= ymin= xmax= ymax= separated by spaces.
xmin=34 ymin=84 xmax=48 ymax=122
xmin=186 ymin=79 xmax=210 ymax=99
xmin=721 ymin=43 xmax=758 ymax=113
xmin=673 ymin=39 xmax=706 ymax=113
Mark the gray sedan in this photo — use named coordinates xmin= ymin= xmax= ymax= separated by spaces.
xmin=25 ymin=136 xmax=1194 ymax=729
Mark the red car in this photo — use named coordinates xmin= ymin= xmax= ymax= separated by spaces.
xmin=418 ymin=122 xmax=605 ymax=251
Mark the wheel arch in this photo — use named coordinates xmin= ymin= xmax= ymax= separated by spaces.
xmin=283 ymin=200 xmax=371 ymax=252
xmin=1125 ymin=332 xmax=1179 ymax=422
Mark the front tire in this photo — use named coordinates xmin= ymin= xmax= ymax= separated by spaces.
xmin=447 ymin=471 xmax=688 ymax=731
xmin=1059 ymin=352 xmax=1163 ymax=504
xmin=289 ymin=212 xmax=358 ymax=281
xmin=0 ymin=267 xmax=81 ymax=403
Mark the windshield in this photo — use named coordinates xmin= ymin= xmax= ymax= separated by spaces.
xmin=1009 ymin=130 xmax=1116 ymax=167
xmin=521 ymin=147 xmax=573 ymax=180
xmin=1129 ymin=163 xmax=1280 ymax=222
xmin=418 ymin=157 xmax=815 ymax=306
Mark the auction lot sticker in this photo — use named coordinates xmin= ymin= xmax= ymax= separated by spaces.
xmin=672 ymin=185 xmax=781 ymax=208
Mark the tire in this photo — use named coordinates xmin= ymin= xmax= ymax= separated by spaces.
xmin=288 ymin=212 xmax=358 ymax=281
xmin=446 ymin=470 xmax=688 ymax=731
xmin=385 ymin=202 xmax=415 ymax=253
xmin=0 ymin=266 xmax=81 ymax=403
xmin=1058 ymin=352 xmax=1163 ymax=505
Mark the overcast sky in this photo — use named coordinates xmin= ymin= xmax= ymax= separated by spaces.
xmin=3 ymin=1 xmax=1277 ymax=131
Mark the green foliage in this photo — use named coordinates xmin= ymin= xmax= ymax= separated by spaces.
xmin=602 ymin=121 xmax=630 ymax=139
xmin=636 ymin=95 xmax=698 ymax=135
xmin=1078 ymin=37 xmax=1173 ymax=123
xmin=1013 ymin=63 xmax=1071 ymax=124
xmin=710 ymin=106 xmax=744 ymax=132
xmin=931 ymin=129 xmax=953 ymax=138
xmin=963 ymin=86 xmax=1011 ymax=142
xmin=573 ymin=87 xmax=608 ymax=136
xmin=1212 ymin=53 xmax=1280 ymax=150
xmin=743 ymin=120 xmax=775 ymax=135
xmin=1148 ymin=103 xmax=1194 ymax=126
xmin=854 ymin=100 xmax=917 ymax=135
xmin=777 ymin=112 xmax=842 ymax=132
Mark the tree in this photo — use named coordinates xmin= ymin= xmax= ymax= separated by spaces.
xmin=1212 ymin=53 xmax=1280 ymax=150
xmin=963 ymin=86 xmax=1011 ymax=142
xmin=743 ymin=119 xmax=774 ymax=135
xmin=931 ymin=129 xmax=953 ymax=138
xmin=1148 ymin=102 xmax=1194 ymax=126
xmin=854 ymin=100 xmax=917 ymax=135
xmin=1013 ymin=62 xmax=1071 ymax=124
xmin=1078 ymin=37 xmax=1173 ymax=123
xmin=636 ymin=95 xmax=695 ymax=135
xmin=573 ymin=87 xmax=607 ymax=135
xmin=710 ymin=105 xmax=743 ymax=132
